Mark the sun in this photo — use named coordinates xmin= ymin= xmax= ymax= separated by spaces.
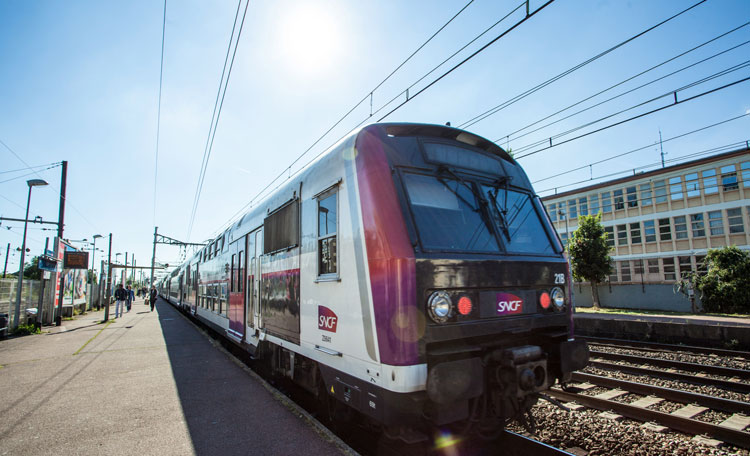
xmin=278 ymin=4 xmax=341 ymax=76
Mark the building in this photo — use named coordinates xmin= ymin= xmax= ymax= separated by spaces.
xmin=541 ymin=146 xmax=750 ymax=309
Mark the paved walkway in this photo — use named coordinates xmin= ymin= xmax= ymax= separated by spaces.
xmin=0 ymin=299 xmax=353 ymax=456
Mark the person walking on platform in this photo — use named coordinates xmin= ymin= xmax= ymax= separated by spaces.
xmin=114 ymin=284 xmax=127 ymax=318
xmin=149 ymin=286 xmax=157 ymax=312
xmin=126 ymin=285 xmax=134 ymax=312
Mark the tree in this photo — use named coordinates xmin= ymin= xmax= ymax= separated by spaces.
xmin=690 ymin=246 xmax=750 ymax=314
xmin=23 ymin=256 xmax=42 ymax=280
xmin=567 ymin=213 xmax=612 ymax=309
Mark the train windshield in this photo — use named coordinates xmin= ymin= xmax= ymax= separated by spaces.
xmin=402 ymin=173 xmax=554 ymax=255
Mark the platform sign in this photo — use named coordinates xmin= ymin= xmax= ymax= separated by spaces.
xmin=63 ymin=251 xmax=89 ymax=269
xmin=38 ymin=255 xmax=58 ymax=272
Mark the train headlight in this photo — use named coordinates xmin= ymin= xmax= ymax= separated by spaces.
xmin=427 ymin=291 xmax=453 ymax=323
xmin=550 ymin=287 xmax=565 ymax=310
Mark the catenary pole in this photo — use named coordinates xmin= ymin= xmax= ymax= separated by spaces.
xmin=3 ymin=243 xmax=9 ymax=278
xmin=150 ymin=226 xmax=157 ymax=287
xmin=104 ymin=234 xmax=112 ymax=321
xmin=54 ymin=161 xmax=67 ymax=326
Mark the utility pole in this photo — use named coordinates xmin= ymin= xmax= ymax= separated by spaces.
xmin=659 ymin=129 xmax=665 ymax=168
xmin=150 ymin=226 xmax=158 ymax=287
xmin=104 ymin=234 xmax=112 ymax=321
xmin=124 ymin=251 xmax=128 ymax=286
xmin=2 ymin=243 xmax=9 ymax=278
xmin=54 ymin=161 xmax=68 ymax=326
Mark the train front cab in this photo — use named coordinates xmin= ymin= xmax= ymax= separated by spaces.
xmin=353 ymin=124 xmax=589 ymax=434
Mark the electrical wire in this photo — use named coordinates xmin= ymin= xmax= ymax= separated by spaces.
xmin=500 ymin=24 xmax=750 ymax=144
xmin=153 ymin=0 xmax=167 ymax=228
xmin=0 ymin=163 xmax=62 ymax=185
xmin=515 ymin=75 xmax=750 ymax=160
xmin=0 ymin=162 xmax=61 ymax=175
xmin=533 ymin=112 xmax=750 ymax=185
xmin=537 ymin=141 xmax=750 ymax=196
xmin=186 ymin=0 xmax=250 ymax=241
xmin=458 ymin=0 xmax=708 ymax=130
xmin=187 ymin=0 xmax=243 ymax=240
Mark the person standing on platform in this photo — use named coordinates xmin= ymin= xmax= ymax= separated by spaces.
xmin=114 ymin=284 xmax=127 ymax=318
xmin=149 ymin=286 xmax=157 ymax=312
xmin=126 ymin=285 xmax=134 ymax=312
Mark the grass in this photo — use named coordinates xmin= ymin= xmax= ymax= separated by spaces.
xmin=11 ymin=323 xmax=41 ymax=336
xmin=575 ymin=306 xmax=750 ymax=319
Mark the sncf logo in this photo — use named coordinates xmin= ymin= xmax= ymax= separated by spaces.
xmin=318 ymin=306 xmax=338 ymax=332
xmin=496 ymin=293 xmax=523 ymax=315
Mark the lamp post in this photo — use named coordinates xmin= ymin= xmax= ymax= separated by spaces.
xmin=13 ymin=179 xmax=49 ymax=330
xmin=90 ymin=234 xmax=102 ymax=310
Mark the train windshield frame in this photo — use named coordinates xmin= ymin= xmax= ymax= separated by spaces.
xmin=401 ymin=171 xmax=556 ymax=256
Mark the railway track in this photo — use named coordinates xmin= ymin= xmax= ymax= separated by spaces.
xmin=581 ymin=336 xmax=750 ymax=360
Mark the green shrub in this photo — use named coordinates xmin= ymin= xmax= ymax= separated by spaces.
xmin=692 ymin=246 xmax=750 ymax=314
xmin=11 ymin=323 xmax=41 ymax=336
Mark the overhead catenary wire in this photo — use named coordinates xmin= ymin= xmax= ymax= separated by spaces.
xmin=0 ymin=163 xmax=62 ymax=185
xmin=500 ymin=23 xmax=750 ymax=145
xmin=514 ymin=75 xmax=750 ymax=160
xmin=536 ymin=140 xmax=750 ymax=198
xmin=458 ymin=0 xmax=709 ymax=131
xmin=0 ymin=162 xmax=62 ymax=175
xmin=186 ymin=0 xmax=244 ymax=240
xmin=533 ymin=112 xmax=750 ymax=185
xmin=153 ymin=0 xmax=167 ymax=229
xmin=186 ymin=0 xmax=250 ymax=241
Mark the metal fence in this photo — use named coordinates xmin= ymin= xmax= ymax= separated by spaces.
xmin=0 ymin=278 xmax=42 ymax=320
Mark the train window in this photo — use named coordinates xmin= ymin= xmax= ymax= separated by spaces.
xmin=264 ymin=199 xmax=300 ymax=254
xmin=422 ymin=142 xmax=504 ymax=175
xmin=482 ymin=184 xmax=555 ymax=255
xmin=318 ymin=190 xmax=338 ymax=276
xmin=230 ymin=255 xmax=236 ymax=292
xmin=237 ymin=251 xmax=243 ymax=292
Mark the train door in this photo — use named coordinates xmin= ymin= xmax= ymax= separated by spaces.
xmin=228 ymin=238 xmax=245 ymax=340
xmin=247 ymin=229 xmax=262 ymax=333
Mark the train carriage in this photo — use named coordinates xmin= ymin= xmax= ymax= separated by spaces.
xmin=162 ymin=122 xmax=589 ymax=439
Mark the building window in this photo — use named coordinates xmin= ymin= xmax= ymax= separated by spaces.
xmin=630 ymin=222 xmax=641 ymax=244
xmin=703 ymin=169 xmax=718 ymax=194
xmin=589 ymin=194 xmax=600 ymax=214
xmin=640 ymin=183 xmax=652 ymax=206
xmin=567 ymin=199 xmax=577 ymax=219
xmin=678 ymin=256 xmax=692 ymax=278
xmin=696 ymin=255 xmax=707 ymax=273
xmin=663 ymin=257 xmax=676 ymax=281
xmin=548 ymin=203 xmax=557 ymax=222
xmin=742 ymin=162 xmax=750 ymax=188
xmin=722 ymin=165 xmax=738 ymax=191
xmin=690 ymin=213 xmax=705 ymax=238
xmin=620 ymin=261 xmax=631 ymax=282
xmin=614 ymin=189 xmax=624 ymax=210
xmin=673 ymin=216 xmax=688 ymax=240
xmin=318 ymin=190 xmax=338 ymax=276
xmin=669 ymin=176 xmax=683 ymax=200
xmin=609 ymin=261 xmax=618 ymax=283
xmin=654 ymin=180 xmax=667 ymax=203
xmin=727 ymin=208 xmax=744 ymax=233
xmin=604 ymin=226 xmax=614 ymax=247
xmin=616 ymin=224 xmax=628 ymax=246
xmin=626 ymin=186 xmax=637 ymax=208
xmin=579 ymin=197 xmax=588 ymax=217
xmin=601 ymin=192 xmax=612 ymax=213
xmin=708 ymin=210 xmax=724 ymax=236
xmin=643 ymin=220 xmax=656 ymax=242
xmin=685 ymin=173 xmax=699 ymax=198
xmin=647 ymin=259 xmax=660 ymax=274
xmin=634 ymin=259 xmax=644 ymax=275
xmin=560 ymin=232 xmax=568 ymax=247
xmin=659 ymin=218 xmax=672 ymax=241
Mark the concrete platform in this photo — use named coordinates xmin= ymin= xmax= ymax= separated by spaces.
xmin=0 ymin=299 xmax=354 ymax=456
xmin=574 ymin=311 xmax=750 ymax=350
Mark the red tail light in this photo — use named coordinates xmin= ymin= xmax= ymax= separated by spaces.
xmin=540 ymin=292 xmax=551 ymax=309
xmin=457 ymin=296 xmax=473 ymax=315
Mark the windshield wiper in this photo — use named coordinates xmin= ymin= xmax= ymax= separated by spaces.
xmin=486 ymin=177 xmax=513 ymax=242
xmin=437 ymin=166 xmax=499 ymax=243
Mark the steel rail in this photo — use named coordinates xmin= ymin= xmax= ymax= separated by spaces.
xmin=571 ymin=372 xmax=750 ymax=414
xmin=548 ymin=389 xmax=750 ymax=449
xmin=501 ymin=430 xmax=574 ymax=455
xmin=590 ymin=350 xmax=750 ymax=380
xmin=580 ymin=336 xmax=750 ymax=359
xmin=588 ymin=359 xmax=750 ymax=393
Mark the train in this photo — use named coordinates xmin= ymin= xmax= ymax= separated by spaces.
xmin=158 ymin=122 xmax=589 ymax=442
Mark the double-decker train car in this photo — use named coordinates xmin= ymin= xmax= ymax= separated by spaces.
xmin=161 ymin=123 xmax=588 ymax=440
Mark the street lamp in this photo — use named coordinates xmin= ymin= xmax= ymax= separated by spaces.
xmin=89 ymin=234 xmax=102 ymax=309
xmin=14 ymin=179 xmax=49 ymax=330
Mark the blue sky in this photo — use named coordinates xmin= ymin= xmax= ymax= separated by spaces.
xmin=1 ymin=0 xmax=748 ymax=279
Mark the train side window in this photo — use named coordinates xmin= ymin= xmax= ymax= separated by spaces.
xmin=264 ymin=199 xmax=300 ymax=254
xmin=230 ymin=254 xmax=236 ymax=292
xmin=317 ymin=189 xmax=338 ymax=277
xmin=237 ymin=251 xmax=243 ymax=292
